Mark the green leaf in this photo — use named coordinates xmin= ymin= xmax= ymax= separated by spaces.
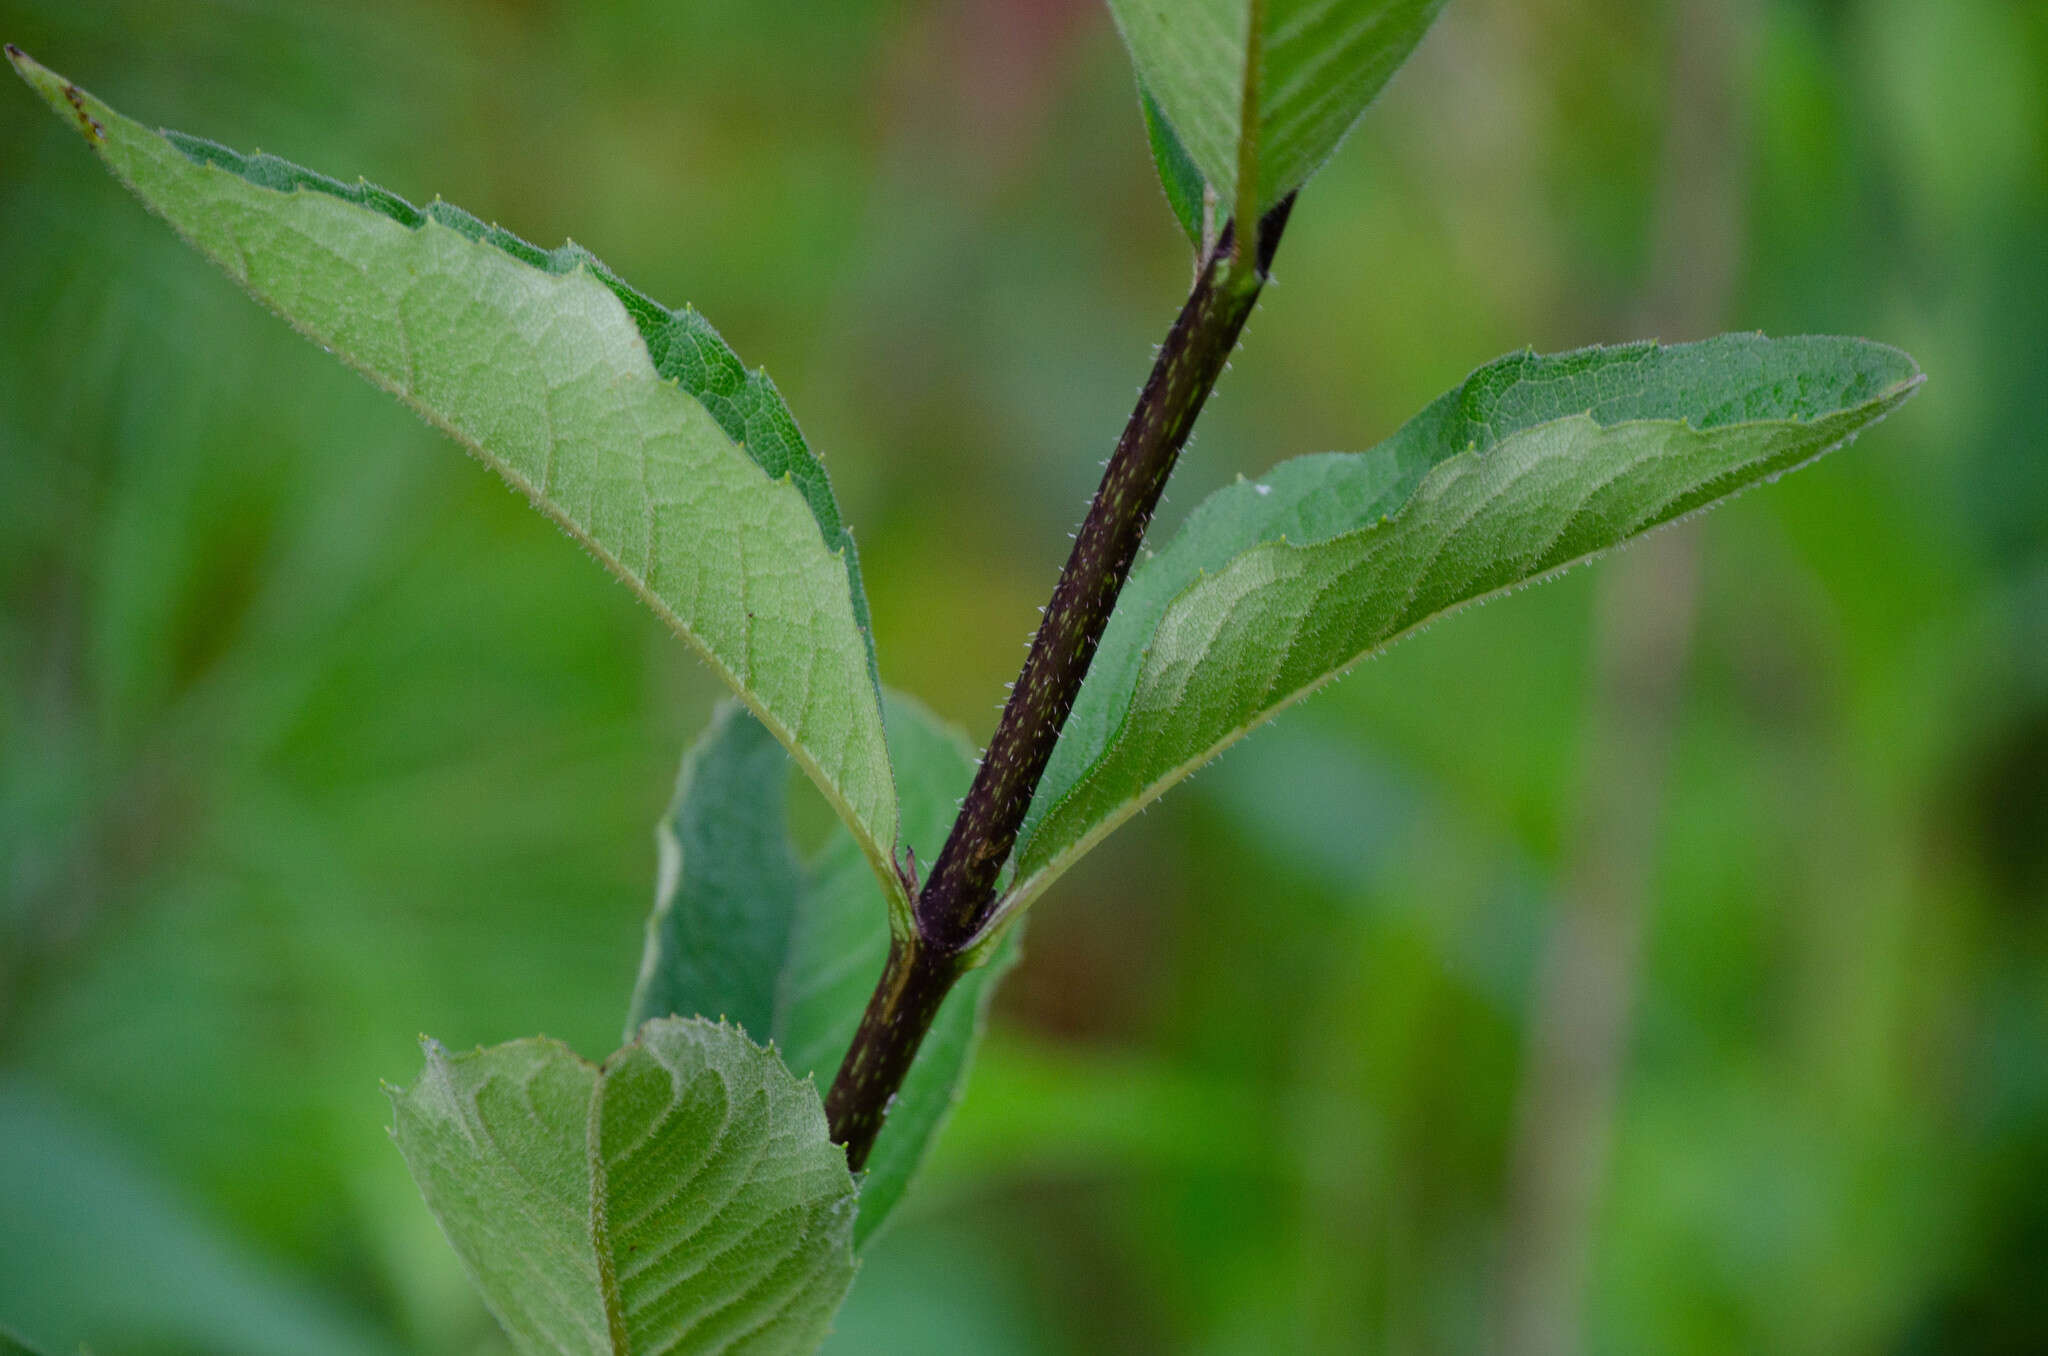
xmin=627 ymin=694 xmax=1019 ymax=1247
xmin=626 ymin=702 xmax=808 ymax=1044
xmin=1139 ymin=83 xmax=1210 ymax=249
xmin=8 ymin=49 xmax=901 ymax=901
xmin=1006 ymin=335 xmax=1924 ymax=922
xmin=1106 ymin=0 xmax=1450 ymax=225
xmin=389 ymin=1017 xmax=857 ymax=1356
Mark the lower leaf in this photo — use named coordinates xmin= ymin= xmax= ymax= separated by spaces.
xmin=627 ymin=694 xmax=1018 ymax=1248
xmin=389 ymin=1017 xmax=856 ymax=1356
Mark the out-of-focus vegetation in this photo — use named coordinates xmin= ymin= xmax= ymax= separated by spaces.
xmin=1 ymin=0 xmax=2040 ymax=1352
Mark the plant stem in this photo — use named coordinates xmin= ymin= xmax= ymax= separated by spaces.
xmin=820 ymin=935 xmax=962 ymax=1166
xmin=824 ymin=193 xmax=1296 ymax=1169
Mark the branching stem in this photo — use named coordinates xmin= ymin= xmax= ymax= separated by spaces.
xmin=824 ymin=194 xmax=1296 ymax=1169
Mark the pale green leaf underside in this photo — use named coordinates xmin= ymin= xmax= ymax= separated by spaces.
xmin=9 ymin=50 xmax=900 ymax=897
xmin=1109 ymin=0 xmax=1449 ymax=220
xmin=627 ymin=694 xmax=1020 ymax=1248
xmin=1006 ymin=336 xmax=1923 ymax=924
xmin=390 ymin=1018 xmax=856 ymax=1356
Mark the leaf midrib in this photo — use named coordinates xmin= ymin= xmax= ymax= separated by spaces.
xmin=987 ymin=384 xmax=1922 ymax=948
xmin=121 ymin=111 xmax=909 ymax=911
xmin=587 ymin=1078 xmax=632 ymax=1355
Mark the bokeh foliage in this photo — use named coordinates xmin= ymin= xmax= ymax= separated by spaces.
xmin=1 ymin=0 xmax=2042 ymax=1352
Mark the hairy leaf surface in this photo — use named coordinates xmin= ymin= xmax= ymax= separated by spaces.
xmin=390 ymin=1018 xmax=856 ymax=1356
xmin=1006 ymin=336 xmax=1923 ymax=925
xmin=627 ymin=695 xmax=1017 ymax=1247
xmin=9 ymin=50 xmax=900 ymax=893
xmin=1108 ymin=0 xmax=1449 ymax=224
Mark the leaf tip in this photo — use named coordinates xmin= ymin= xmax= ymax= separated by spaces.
xmin=8 ymin=48 xmax=107 ymax=146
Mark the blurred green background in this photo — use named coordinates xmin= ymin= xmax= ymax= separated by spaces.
xmin=2 ymin=0 xmax=2042 ymax=1351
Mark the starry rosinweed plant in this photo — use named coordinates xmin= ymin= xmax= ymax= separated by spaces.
xmin=8 ymin=3 xmax=1923 ymax=1351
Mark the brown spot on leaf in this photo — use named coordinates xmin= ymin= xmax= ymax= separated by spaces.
xmin=60 ymin=83 xmax=105 ymax=144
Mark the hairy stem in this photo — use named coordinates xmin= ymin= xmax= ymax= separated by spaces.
xmin=821 ymin=936 xmax=962 ymax=1164
xmin=825 ymin=194 xmax=1296 ymax=1169
xmin=918 ymin=193 xmax=1294 ymax=953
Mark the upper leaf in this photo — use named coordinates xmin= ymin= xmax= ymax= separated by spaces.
xmin=1109 ymin=0 xmax=1450 ymax=226
xmin=1003 ymin=336 xmax=1923 ymax=927
xmin=390 ymin=1017 xmax=857 ymax=1356
xmin=627 ymin=694 xmax=1019 ymax=1247
xmin=8 ymin=49 xmax=901 ymax=895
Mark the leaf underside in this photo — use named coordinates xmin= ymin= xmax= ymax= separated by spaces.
xmin=390 ymin=1017 xmax=856 ymax=1356
xmin=1005 ymin=335 xmax=1924 ymax=924
xmin=8 ymin=49 xmax=902 ymax=897
xmin=627 ymin=694 xmax=1020 ymax=1248
xmin=1110 ymin=0 xmax=1451 ymax=223
xmin=1139 ymin=82 xmax=1210 ymax=248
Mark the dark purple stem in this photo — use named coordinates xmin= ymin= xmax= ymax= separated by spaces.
xmin=825 ymin=195 xmax=1296 ymax=1169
